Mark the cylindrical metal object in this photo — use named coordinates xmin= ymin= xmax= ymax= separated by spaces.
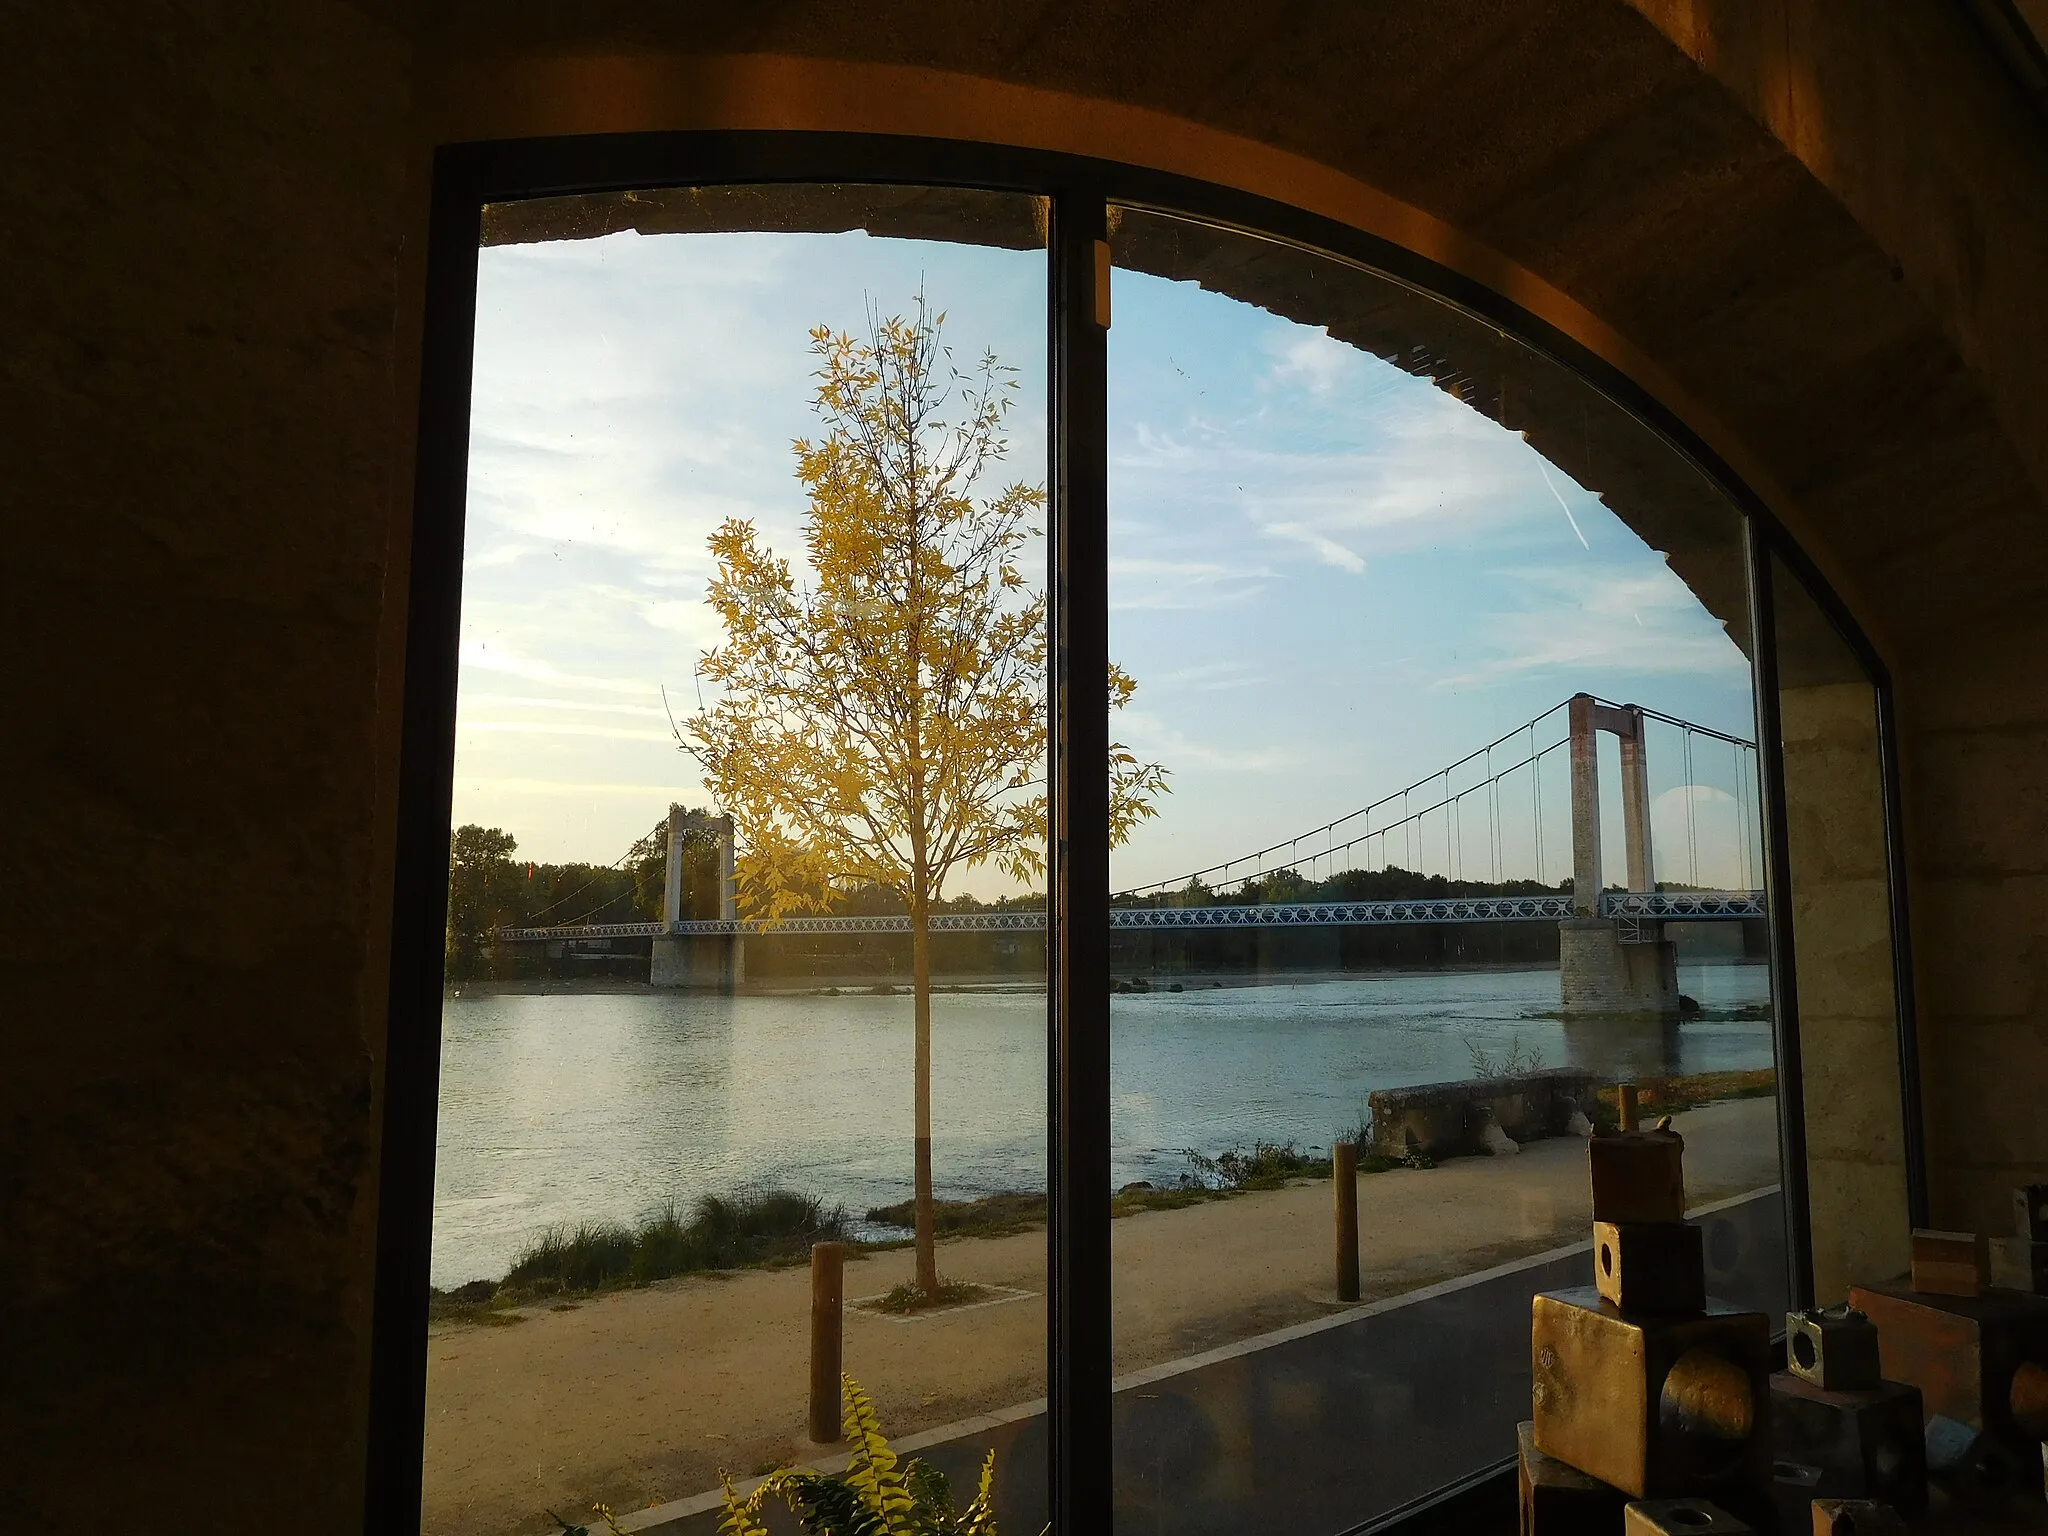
xmin=1659 ymin=1345 xmax=1755 ymax=1483
xmin=1335 ymin=1140 xmax=1360 ymax=1302
xmin=809 ymin=1241 xmax=846 ymax=1442
xmin=1618 ymin=1083 xmax=1641 ymax=1132
xmin=2010 ymin=1360 xmax=2048 ymax=1440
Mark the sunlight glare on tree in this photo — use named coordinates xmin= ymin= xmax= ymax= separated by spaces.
xmin=681 ymin=294 xmax=1165 ymax=1293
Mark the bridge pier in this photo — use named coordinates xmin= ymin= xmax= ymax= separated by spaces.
xmin=1558 ymin=695 xmax=1680 ymax=1019
xmin=650 ymin=805 xmax=745 ymax=991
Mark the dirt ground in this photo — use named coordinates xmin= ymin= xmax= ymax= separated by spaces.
xmin=421 ymin=1097 xmax=1781 ymax=1536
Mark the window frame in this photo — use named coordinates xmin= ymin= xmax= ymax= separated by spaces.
xmin=366 ymin=130 xmax=1921 ymax=1536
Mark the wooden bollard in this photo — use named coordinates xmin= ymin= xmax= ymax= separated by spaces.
xmin=1617 ymin=1082 xmax=1640 ymax=1132
xmin=1334 ymin=1141 xmax=1361 ymax=1303
xmin=809 ymin=1241 xmax=845 ymax=1442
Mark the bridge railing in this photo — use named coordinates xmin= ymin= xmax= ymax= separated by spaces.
xmin=493 ymin=890 xmax=1764 ymax=942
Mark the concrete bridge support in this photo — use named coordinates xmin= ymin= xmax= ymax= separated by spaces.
xmin=1559 ymin=695 xmax=1679 ymax=1018
xmin=650 ymin=805 xmax=745 ymax=990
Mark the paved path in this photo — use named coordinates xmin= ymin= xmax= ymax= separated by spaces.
xmin=422 ymin=1098 xmax=1783 ymax=1536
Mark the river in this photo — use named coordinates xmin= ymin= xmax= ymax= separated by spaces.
xmin=429 ymin=962 xmax=1774 ymax=1287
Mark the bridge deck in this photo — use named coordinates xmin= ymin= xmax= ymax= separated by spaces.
xmin=494 ymin=891 xmax=1763 ymax=942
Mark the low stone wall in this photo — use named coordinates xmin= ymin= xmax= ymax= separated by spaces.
xmin=1368 ymin=1069 xmax=1605 ymax=1160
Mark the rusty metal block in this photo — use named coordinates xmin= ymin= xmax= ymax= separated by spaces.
xmin=1589 ymin=1128 xmax=1687 ymax=1225
xmin=1991 ymin=1237 xmax=2048 ymax=1296
xmin=1769 ymin=1371 xmax=1927 ymax=1509
xmin=2015 ymin=1185 xmax=2048 ymax=1242
xmin=1518 ymin=1420 xmax=1628 ymax=1536
xmin=1847 ymin=1281 xmax=2048 ymax=1442
xmin=1787 ymin=1305 xmax=1883 ymax=1392
xmin=1809 ymin=1498 xmax=1907 ymax=1536
xmin=1911 ymin=1229 xmax=1989 ymax=1297
xmin=1532 ymin=1286 xmax=1771 ymax=1500
xmin=1623 ymin=1499 xmax=1753 ymax=1535
xmin=1595 ymin=1221 xmax=1706 ymax=1314
xmin=2016 ymin=1361 xmax=2048 ymax=1441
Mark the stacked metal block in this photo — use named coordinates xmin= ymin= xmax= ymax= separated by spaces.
xmin=1768 ymin=1304 xmax=1925 ymax=1508
xmin=1845 ymin=1188 xmax=2048 ymax=1508
xmin=1520 ymin=1124 xmax=1772 ymax=1536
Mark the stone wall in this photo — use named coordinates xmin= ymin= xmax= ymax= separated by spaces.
xmin=1780 ymin=676 xmax=1914 ymax=1302
xmin=5 ymin=3 xmax=415 ymax=1526
xmin=1369 ymin=1070 xmax=1605 ymax=1161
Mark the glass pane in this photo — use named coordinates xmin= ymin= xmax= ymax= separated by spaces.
xmin=425 ymin=186 xmax=1050 ymax=1536
xmin=1105 ymin=205 xmax=1786 ymax=1531
xmin=1771 ymin=552 xmax=1909 ymax=1303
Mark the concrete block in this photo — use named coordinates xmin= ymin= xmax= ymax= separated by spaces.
xmin=2015 ymin=1186 xmax=2048 ymax=1241
xmin=1624 ymin=1499 xmax=1752 ymax=1535
xmin=1910 ymin=1229 xmax=1988 ymax=1297
xmin=1809 ymin=1499 xmax=1908 ymax=1536
xmin=1990 ymin=1237 xmax=2048 ymax=1295
xmin=1769 ymin=1372 xmax=1927 ymax=1508
xmin=1848 ymin=1282 xmax=2048 ymax=1440
xmin=1518 ymin=1420 xmax=1628 ymax=1536
xmin=1594 ymin=1221 xmax=1706 ymax=1313
xmin=1589 ymin=1128 xmax=1687 ymax=1225
xmin=1531 ymin=1287 xmax=1770 ymax=1500
xmin=1788 ymin=1305 xmax=1883 ymax=1392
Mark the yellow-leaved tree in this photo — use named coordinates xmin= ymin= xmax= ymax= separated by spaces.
xmin=681 ymin=295 xmax=1166 ymax=1296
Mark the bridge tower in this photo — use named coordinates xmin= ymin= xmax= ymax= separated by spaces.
xmin=650 ymin=805 xmax=745 ymax=990
xmin=1558 ymin=694 xmax=1680 ymax=1018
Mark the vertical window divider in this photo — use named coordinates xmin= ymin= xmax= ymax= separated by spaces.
xmin=366 ymin=143 xmax=486 ymax=1535
xmin=1873 ymin=678 xmax=1930 ymax=1229
xmin=1048 ymin=186 xmax=1114 ymax=1533
xmin=1744 ymin=522 xmax=1816 ymax=1309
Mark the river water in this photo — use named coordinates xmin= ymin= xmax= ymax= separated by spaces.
xmin=429 ymin=963 xmax=1774 ymax=1287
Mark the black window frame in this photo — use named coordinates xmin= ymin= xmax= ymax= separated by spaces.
xmin=366 ymin=130 xmax=1923 ymax=1536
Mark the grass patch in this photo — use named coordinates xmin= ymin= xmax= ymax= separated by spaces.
xmin=1596 ymin=1068 xmax=1777 ymax=1124
xmin=870 ymin=1278 xmax=992 ymax=1314
xmin=455 ymin=1187 xmax=849 ymax=1310
xmin=1185 ymin=1140 xmax=1332 ymax=1190
xmin=863 ymin=1190 xmax=1048 ymax=1240
xmin=1112 ymin=1185 xmax=1228 ymax=1217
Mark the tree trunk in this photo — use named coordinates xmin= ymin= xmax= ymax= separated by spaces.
xmin=911 ymin=899 xmax=938 ymax=1295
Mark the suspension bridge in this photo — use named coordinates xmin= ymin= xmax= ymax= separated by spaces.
xmin=494 ymin=693 xmax=1767 ymax=1012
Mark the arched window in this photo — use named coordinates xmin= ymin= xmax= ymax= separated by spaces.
xmin=371 ymin=139 xmax=1917 ymax=1536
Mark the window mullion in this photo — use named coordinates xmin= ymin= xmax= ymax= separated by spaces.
xmin=1048 ymin=185 xmax=1114 ymax=1534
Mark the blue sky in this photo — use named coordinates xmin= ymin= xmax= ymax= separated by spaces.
xmin=455 ymin=221 xmax=1763 ymax=897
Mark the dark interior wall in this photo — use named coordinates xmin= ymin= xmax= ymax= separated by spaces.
xmin=4 ymin=2 xmax=416 ymax=1526
xmin=7 ymin=1 xmax=2045 ymax=1529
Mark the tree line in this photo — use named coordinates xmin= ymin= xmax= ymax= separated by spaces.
xmin=1114 ymin=866 xmax=1571 ymax=909
xmin=443 ymin=813 xmax=721 ymax=981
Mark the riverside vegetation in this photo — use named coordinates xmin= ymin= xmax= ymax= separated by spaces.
xmin=430 ymin=1068 xmax=1767 ymax=1325
xmin=429 ymin=1136 xmax=1387 ymax=1325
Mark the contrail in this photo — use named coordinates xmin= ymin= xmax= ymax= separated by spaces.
xmin=1536 ymin=460 xmax=1590 ymax=550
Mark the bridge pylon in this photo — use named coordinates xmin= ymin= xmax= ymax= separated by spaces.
xmin=1560 ymin=695 xmax=1679 ymax=1018
xmin=651 ymin=805 xmax=745 ymax=990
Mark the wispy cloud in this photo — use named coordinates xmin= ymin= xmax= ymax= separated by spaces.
xmin=1434 ymin=563 xmax=1747 ymax=687
xmin=1255 ymin=517 xmax=1366 ymax=572
xmin=1116 ymin=710 xmax=1296 ymax=772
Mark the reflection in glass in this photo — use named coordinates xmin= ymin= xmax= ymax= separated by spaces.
xmin=1770 ymin=552 xmax=1910 ymax=1303
xmin=1105 ymin=207 xmax=1786 ymax=1532
xmin=423 ymin=187 xmax=1049 ymax=1536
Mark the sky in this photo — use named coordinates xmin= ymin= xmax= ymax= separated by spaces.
xmin=454 ymin=214 xmax=1764 ymax=900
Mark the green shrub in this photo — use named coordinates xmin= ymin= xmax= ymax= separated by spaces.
xmin=1184 ymin=1140 xmax=1330 ymax=1190
xmin=863 ymin=1190 xmax=1047 ymax=1239
xmin=503 ymin=1187 xmax=846 ymax=1300
xmin=722 ymin=1376 xmax=1006 ymax=1536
